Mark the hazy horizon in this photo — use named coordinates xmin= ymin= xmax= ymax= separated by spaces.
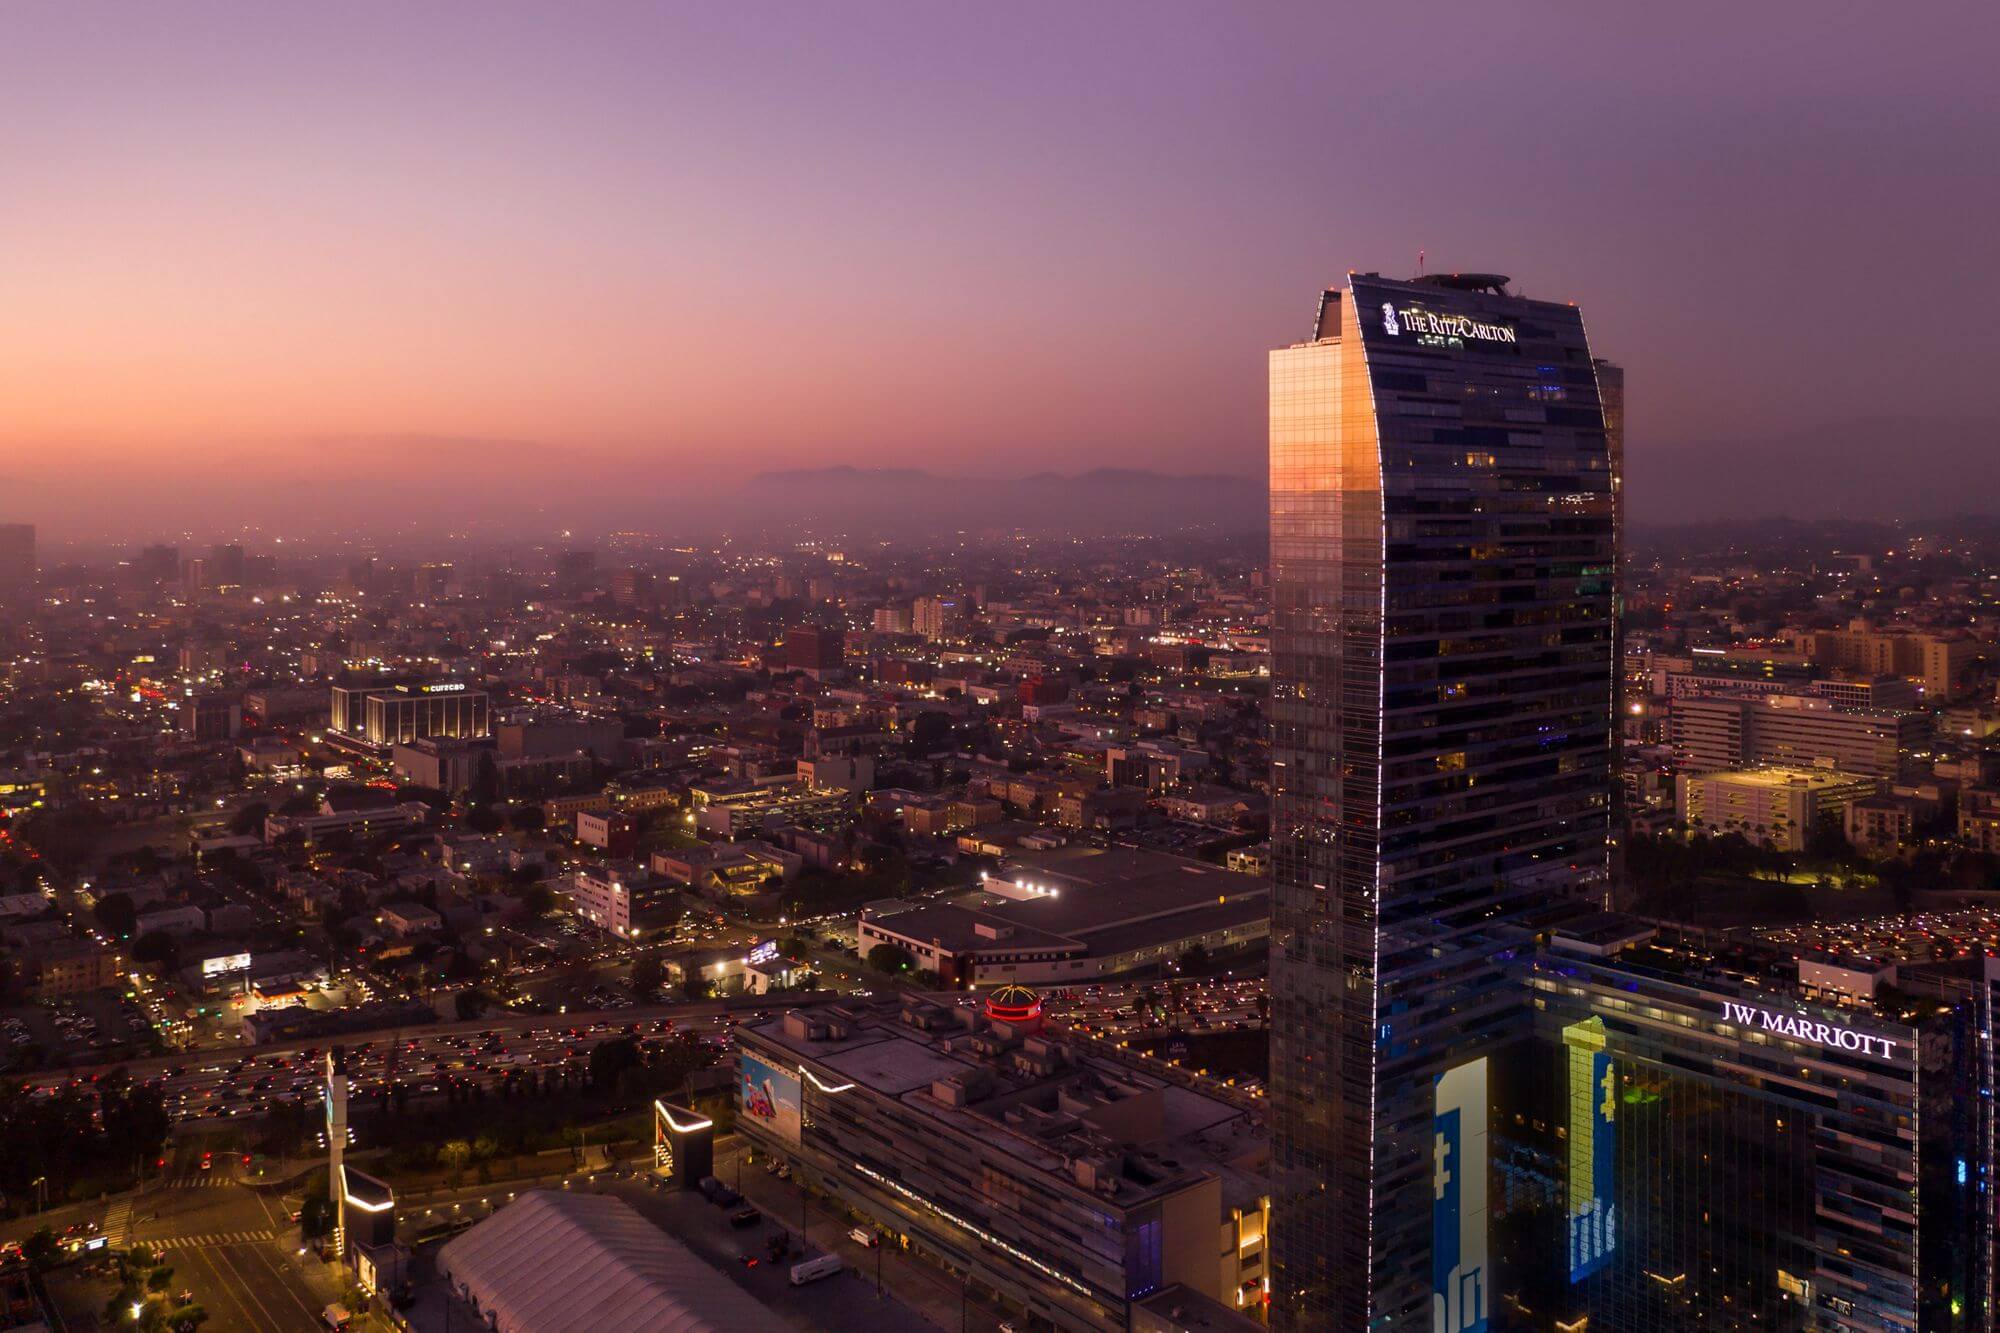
xmin=4 ymin=2 xmax=1997 ymax=542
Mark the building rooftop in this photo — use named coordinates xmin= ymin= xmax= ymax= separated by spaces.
xmin=1693 ymin=765 xmax=1879 ymax=790
xmin=741 ymin=996 xmax=1266 ymax=1211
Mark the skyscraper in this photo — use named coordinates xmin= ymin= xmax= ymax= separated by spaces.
xmin=1268 ymin=272 xmax=1618 ymax=1328
xmin=0 ymin=523 xmax=35 ymax=589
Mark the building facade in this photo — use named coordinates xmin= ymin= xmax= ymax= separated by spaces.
xmin=1268 ymin=272 xmax=1617 ymax=1327
xmin=329 ymin=680 xmax=490 ymax=752
xmin=735 ymin=996 xmax=1269 ymax=1331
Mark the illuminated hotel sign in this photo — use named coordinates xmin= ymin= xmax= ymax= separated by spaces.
xmin=420 ymin=682 xmax=466 ymax=694
xmin=1563 ymin=1019 xmax=1616 ymax=1284
xmin=1432 ymin=1058 xmax=1490 ymax=1332
xmin=1721 ymin=1001 xmax=1900 ymax=1059
xmin=1383 ymin=302 xmax=1517 ymax=345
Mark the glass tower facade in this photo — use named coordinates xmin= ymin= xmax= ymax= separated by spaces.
xmin=1268 ymin=273 xmax=1617 ymax=1328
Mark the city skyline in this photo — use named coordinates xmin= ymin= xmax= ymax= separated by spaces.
xmin=5 ymin=3 xmax=1999 ymax=540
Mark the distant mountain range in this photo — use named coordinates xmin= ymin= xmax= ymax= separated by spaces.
xmin=733 ymin=466 xmax=1264 ymax=535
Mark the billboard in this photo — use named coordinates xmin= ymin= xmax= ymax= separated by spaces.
xmin=738 ymin=1053 xmax=802 ymax=1145
xmin=1432 ymin=1058 xmax=1489 ymax=1333
xmin=1564 ymin=1019 xmax=1617 ymax=1283
xmin=202 ymin=951 xmax=252 ymax=977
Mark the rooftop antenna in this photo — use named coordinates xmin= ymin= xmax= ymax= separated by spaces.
xmin=1417 ymin=248 xmax=1426 ymax=277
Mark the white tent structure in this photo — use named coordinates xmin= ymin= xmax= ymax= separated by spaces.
xmin=437 ymin=1190 xmax=774 ymax=1332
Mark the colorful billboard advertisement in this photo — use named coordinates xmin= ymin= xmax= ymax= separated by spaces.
xmin=1432 ymin=1057 xmax=1489 ymax=1333
xmin=1564 ymin=1018 xmax=1617 ymax=1283
xmin=201 ymin=951 xmax=252 ymax=977
xmin=738 ymin=1053 xmax=802 ymax=1145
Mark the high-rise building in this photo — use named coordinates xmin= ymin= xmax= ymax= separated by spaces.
xmin=1268 ymin=272 xmax=1617 ymax=1327
xmin=209 ymin=542 xmax=246 ymax=586
xmin=0 ymin=524 xmax=34 ymax=589
xmin=913 ymin=594 xmax=959 ymax=640
xmin=784 ymin=624 xmax=846 ymax=678
xmin=135 ymin=543 xmax=179 ymax=584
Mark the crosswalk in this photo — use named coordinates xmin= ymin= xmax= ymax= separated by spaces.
xmin=165 ymin=1175 xmax=237 ymax=1189
xmin=103 ymin=1199 xmax=133 ymax=1248
xmin=139 ymin=1230 xmax=277 ymax=1252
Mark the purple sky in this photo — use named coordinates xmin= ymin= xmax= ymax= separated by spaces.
xmin=3 ymin=2 xmax=1996 ymax=540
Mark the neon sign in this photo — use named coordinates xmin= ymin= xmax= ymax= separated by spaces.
xmin=1721 ymin=1001 xmax=1900 ymax=1059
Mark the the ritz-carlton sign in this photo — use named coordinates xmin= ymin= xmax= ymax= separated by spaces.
xmin=1722 ymin=1000 xmax=1901 ymax=1060
xmin=1382 ymin=301 xmax=1518 ymax=345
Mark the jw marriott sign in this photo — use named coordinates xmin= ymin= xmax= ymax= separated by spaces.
xmin=1721 ymin=1000 xmax=1902 ymax=1060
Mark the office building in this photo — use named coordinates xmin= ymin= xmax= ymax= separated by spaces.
xmin=1669 ymin=693 xmax=1928 ymax=779
xmin=1961 ymin=787 xmax=2000 ymax=855
xmin=1675 ymin=765 xmax=1881 ymax=851
xmin=328 ymin=680 xmax=490 ymax=754
xmin=134 ymin=543 xmax=179 ymax=583
xmin=785 ymin=623 xmax=847 ymax=679
xmin=736 ymin=993 xmax=1270 ymax=1330
xmin=1802 ymin=626 xmax=1979 ymax=699
xmin=390 ymin=736 xmax=492 ymax=794
xmin=178 ymin=692 xmax=242 ymax=742
xmin=914 ymin=594 xmax=960 ymax=640
xmin=208 ymin=542 xmax=246 ymax=586
xmin=610 ymin=566 xmax=653 ymax=607
xmin=0 ymin=523 xmax=34 ymax=589
xmin=1268 ymin=272 xmax=1617 ymax=1327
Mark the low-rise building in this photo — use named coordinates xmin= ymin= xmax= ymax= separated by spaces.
xmin=1962 ymin=788 xmax=2000 ymax=856
xmin=858 ymin=848 xmax=1268 ymax=986
xmin=736 ymin=995 xmax=1268 ymax=1331
xmin=1675 ymin=766 xmax=1881 ymax=851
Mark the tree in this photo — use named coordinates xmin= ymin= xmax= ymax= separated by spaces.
xmin=866 ymin=943 xmax=914 ymax=975
xmin=132 ymin=931 xmax=180 ymax=970
xmin=94 ymin=892 xmax=140 ymax=940
xmin=22 ymin=1227 xmax=58 ymax=1272
xmin=299 ymin=1195 xmax=335 ymax=1241
xmin=907 ymin=711 xmax=953 ymax=755
xmin=167 ymin=1305 xmax=209 ymax=1331
xmin=437 ymin=1140 xmax=472 ymax=1182
xmin=454 ymin=989 xmax=490 ymax=1022
xmin=589 ymin=1036 xmax=642 ymax=1094
xmin=1178 ymin=942 xmax=1212 ymax=973
xmin=101 ymin=1071 xmax=171 ymax=1163
xmin=631 ymin=953 xmax=665 ymax=996
xmin=520 ymin=883 xmax=555 ymax=919
xmin=227 ymin=802 xmax=270 ymax=838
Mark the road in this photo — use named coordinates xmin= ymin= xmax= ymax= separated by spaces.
xmin=85 ymin=1158 xmax=346 ymax=1333
xmin=711 ymin=1137 xmax=1014 ymax=1332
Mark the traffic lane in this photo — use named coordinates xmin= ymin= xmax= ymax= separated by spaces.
xmin=710 ymin=1142 xmax=1010 ymax=1333
xmin=175 ymin=1241 xmax=294 ymax=1332
xmin=589 ymin=1179 xmax=945 ymax=1333
xmin=222 ymin=1239 xmax=335 ymax=1331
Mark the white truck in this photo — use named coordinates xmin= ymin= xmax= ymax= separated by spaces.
xmin=789 ymin=1253 xmax=845 ymax=1285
